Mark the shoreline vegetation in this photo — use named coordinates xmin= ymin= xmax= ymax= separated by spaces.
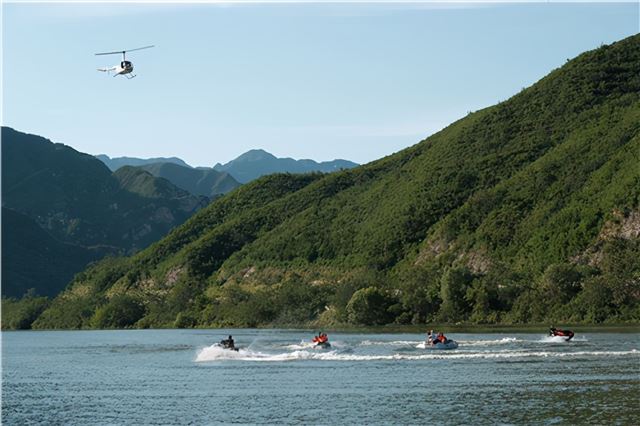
xmin=2 ymin=318 xmax=638 ymax=334
xmin=3 ymin=36 xmax=640 ymax=332
xmin=1 ymin=292 xmax=638 ymax=332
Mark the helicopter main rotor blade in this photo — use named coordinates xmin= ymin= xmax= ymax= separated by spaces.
xmin=125 ymin=45 xmax=155 ymax=53
xmin=95 ymin=50 xmax=124 ymax=56
xmin=94 ymin=45 xmax=154 ymax=56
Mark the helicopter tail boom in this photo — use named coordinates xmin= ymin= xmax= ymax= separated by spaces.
xmin=97 ymin=66 xmax=117 ymax=74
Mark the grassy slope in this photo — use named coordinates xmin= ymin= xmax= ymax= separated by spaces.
xmin=33 ymin=35 xmax=640 ymax=329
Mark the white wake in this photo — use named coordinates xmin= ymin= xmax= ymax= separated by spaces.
xmin=195 ymin=344 xmax=638 ymax=363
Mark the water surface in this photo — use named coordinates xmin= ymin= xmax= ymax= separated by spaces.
xmin=3 ymin=330 xmax=639 ymax=424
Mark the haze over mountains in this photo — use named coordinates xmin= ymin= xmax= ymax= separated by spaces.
xmin=96 ymin=155 xmax=191 ymax=171
xmin=29 ymin=35 xmax=640 ymax=330
xmin=212 ymin=149 xmax=359 ymax=183
xmin=97 ymin=150 xmax=359 ymax=185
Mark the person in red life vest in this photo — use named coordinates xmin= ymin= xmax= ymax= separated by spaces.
xmin=313 ymin=332 xmax=328 ymax=344
xmin=436 ymin=332 xmax=448 ymax=344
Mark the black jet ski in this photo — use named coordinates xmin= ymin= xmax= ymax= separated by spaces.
xmin=219 ymin=344 xmax=239 ymax=352
xmin=549 ymin=327 xmax=574 ymax=341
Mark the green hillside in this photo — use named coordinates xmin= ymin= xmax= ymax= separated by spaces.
xmin=33 ymin=35 xmax=640 ymax=329
xmin=1 ymin=128 xmax=209 ymax=299
xmin=137 ymin=162 xmax=241 ymax=197
xmin=2 ymin=128 xmax=208 ymax=251
xmin=1 ymin=207 xmax=103 ymax=298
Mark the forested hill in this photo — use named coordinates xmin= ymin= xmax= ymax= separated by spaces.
xmin=2 ymin=127 xmax=208 ymax=252
xmin=1 ymin=207 xmax=102 ymax=298
xmin=33 ymin=35 xmax=640 ymax=329
xmin=1 ymin=128 xmax=209 ymax=298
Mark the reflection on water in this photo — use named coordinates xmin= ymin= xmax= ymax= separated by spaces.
xmin=3 ymin=330 xmax=639 ymax=424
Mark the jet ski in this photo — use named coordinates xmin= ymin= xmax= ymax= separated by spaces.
xmin=424 ymin=331 xmax=458 ymax=349
xmin=218 ymin=344 xmax=239 ymax=352
xmin=549 ymin=327 xmax=574 ymax=341
xmin=426 ymin=340 xmax=458 ymax=350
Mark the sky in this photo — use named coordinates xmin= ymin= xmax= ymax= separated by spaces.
xmin=2 ymin=1 xmax=639 ymax=167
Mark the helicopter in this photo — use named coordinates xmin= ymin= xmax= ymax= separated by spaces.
xmin=95 ymin=45 xmax=154 ymax=79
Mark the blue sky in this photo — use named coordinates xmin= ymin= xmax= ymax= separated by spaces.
xmin=2 ymin=1 xmax=638 ymax=166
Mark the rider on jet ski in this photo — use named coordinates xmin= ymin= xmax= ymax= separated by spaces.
xmin=549 ymin=327 xmax=574 ymax=341
xmin=427 ymin=330 xmax=448 ymax=345
xmin=313 ymin=332 xmax=329 ymax=344
xmin=220 ymin=335 xmax=235 ymax=349
xmin=436 ymin=332 xmax=449 ymax=344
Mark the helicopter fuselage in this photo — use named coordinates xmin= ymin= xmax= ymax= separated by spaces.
xmin=117 ymin=61 xmax=134 ymax=75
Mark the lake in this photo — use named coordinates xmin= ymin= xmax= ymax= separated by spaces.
xmin=2 ymin=329 xmax=639 ymax=424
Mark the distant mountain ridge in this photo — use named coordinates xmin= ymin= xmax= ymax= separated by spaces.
xmin=96 ymin=149 xmax=358 ymax=190
xmin=137 ymin=163 xmax=241 ymax=198
xmin=213 ymin=149 xmax=359 ymax=183
xmin=96 ymin=154 xmax=191 ymax=171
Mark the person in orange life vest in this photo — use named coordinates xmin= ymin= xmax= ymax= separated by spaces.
xmin=313 ymin=332 xmax=328 ymax=343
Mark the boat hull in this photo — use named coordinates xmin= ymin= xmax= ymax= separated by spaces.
xmin=427 ymin=340 xmax=458 ymax=350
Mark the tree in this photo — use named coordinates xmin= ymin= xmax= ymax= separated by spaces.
xmin=346 ymin=287 xmax=394 ymax=325
xmin=91 ymin=295 xmax=145 ymax=328
xmin=438 ymin=266 xmax=473 ymax=322
xmin=541 ymin=263 xmax=584 ymax=304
